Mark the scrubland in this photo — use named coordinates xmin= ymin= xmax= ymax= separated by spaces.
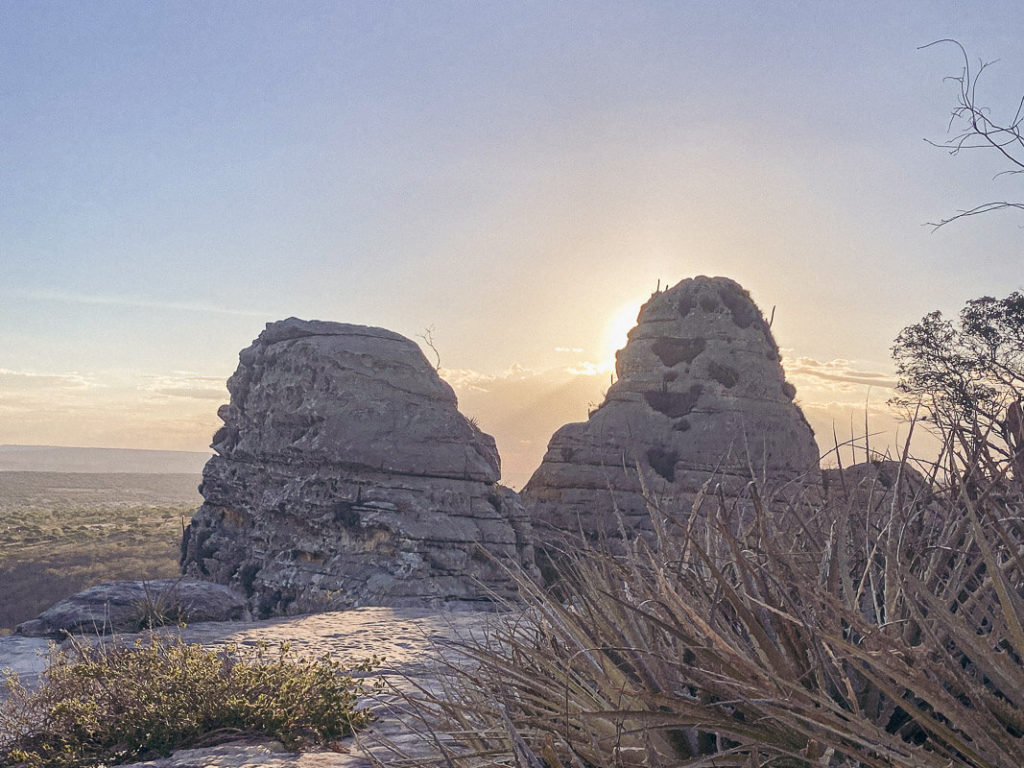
xmin=0 ymin=472 xmax=200 ymax=631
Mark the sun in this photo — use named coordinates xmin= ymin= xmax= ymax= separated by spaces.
xmin=603 ymin=301 xmax=643 ymax=365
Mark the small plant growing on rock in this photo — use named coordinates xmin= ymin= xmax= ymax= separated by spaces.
xmin=0 ymin=635 xmax=378 ymax=768
xmin=130 ymin=579 xmax=185 ymax=631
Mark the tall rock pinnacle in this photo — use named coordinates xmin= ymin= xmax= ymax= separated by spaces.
xmin=522 ymin=276 xmax=820 ymax=545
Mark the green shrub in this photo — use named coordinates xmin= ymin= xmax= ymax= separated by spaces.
xmin=0 ymin=635 xmax=378 ymax=768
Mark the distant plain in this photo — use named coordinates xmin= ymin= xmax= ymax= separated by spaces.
xmin=0 ymin=470 xmax=201 ymax=631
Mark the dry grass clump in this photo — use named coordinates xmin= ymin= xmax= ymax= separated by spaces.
xmin=407 ymin=431 xmax=1024 ymax=767
xmin=0 ymin=635 xmax=378 ymax=768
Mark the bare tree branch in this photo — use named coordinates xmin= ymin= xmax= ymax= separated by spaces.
xmin=926 ymin=201 xmax=1024 ymax=229
xmin=920 ymin=39 xmax=1024 ymax=229
xmin=417 ymin=326 xmax=442 ymax=371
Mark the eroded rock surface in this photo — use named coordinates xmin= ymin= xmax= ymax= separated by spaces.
xmin=522 ymin=276 xmax=820 ymax=544
xmin=181 ymin=318 xmax=535 ymax=615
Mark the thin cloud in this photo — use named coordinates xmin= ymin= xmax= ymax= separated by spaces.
xmin=787 ymin=357 xmax=898 ymax=391
xmin=444 ymin=361 xmax=612 ymax=390
xmin=801 ymin=399 xmax=897 ymax=418
xmin=0 ymin=368 xmax=93 ymax=390
xmin=566 ymin=361 xmax=614 ymax=376
xmin=15 ymin=289 xmax=276 ymax=318
xmin=141 ymin=373 xmax=228 ymax=401
xmin=442 ymin=368 xmax=499 ymax=391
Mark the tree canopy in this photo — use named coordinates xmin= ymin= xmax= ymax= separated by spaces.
xmin=893 ymin=292 xmax=1024 ymax=477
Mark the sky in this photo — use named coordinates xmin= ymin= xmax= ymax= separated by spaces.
xmin=2 ymin=1 xmax=1023 ymax=488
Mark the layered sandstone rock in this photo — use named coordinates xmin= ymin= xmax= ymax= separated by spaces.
xmin=181 ymin=318 xmax=535 ymax=616
xmin=522 ymin=276 xmax=820 ymax=543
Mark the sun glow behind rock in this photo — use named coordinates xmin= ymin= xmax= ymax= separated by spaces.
xmin=603 ymin=299 xmax=645 ymax=369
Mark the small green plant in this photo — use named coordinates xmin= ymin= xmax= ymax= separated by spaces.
xmin=130 ymin=579 xmax=187 ymax=631
xmin=0 ymin=634 xmax=378 ymax=768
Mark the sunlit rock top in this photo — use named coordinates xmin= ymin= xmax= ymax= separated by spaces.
xmin=522 ymin=275 xmax=820 ymax=543
xmin=213 ymin=317 xmax=500 ymax=482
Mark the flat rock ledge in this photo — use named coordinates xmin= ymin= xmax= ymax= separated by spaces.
xmin=15 ymin=579 xmax=249 ymax=638
xmin=1 ymin=607 xmax=497 ymax=768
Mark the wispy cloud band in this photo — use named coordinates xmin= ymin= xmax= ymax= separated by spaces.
xmin=787 ymin=357 xmax=897 ymax=391
xmin=7 ymin=289 xmax=277 ymax=318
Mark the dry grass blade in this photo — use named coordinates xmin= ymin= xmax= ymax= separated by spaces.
xmin=395 ymin=420 xmax=1024 ymax=768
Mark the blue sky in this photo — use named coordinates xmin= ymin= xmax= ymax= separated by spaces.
xmin=2 ymin=1 xmax=1022 ymax=486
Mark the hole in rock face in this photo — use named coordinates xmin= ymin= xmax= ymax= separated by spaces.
xmin=647 ymin=446 xmax=678 ymax=482
xmin=699 ymin=295 xmax=719 ymax=311
xmin=237 ymin=563 xmax=260 ymax=597
xmin=708 ymin=360 xmax=740 ymax=388
xmin=677 ymin=295 xmax=695 ymax=317
xmin=644 ymin=384 xmax=702 ymax=417
xmin=718 ymin=284 xmax=760 ymax=329
xmin=674 ymin=418 xmax=691 ymax=431
xmin=652 ymin=337 xmax=706 ymax=367
xmin=258 ymin=589 xmax=284 ymax=619
xmin=333 ymin=501 xmax=360 ymax=528
xmin=212 ymin=426 xmax=230 ymax=447
xmin=221 ymin=508 xmax=247 ymax=527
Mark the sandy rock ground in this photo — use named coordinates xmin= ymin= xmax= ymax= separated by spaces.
xmin=1 ymin=607 xmax=500 ymax=767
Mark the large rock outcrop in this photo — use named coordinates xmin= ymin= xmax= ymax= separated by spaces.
xmin=522 ymin=276 xmax=820 ymax=543
xmin=181 ymin=318 xmax=535 ymax=616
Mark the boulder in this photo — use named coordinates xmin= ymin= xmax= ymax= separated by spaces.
xmin=822 ymin=459 xmax=932 ymax=512
xmin=181 ymin=318 xmax=536 ymax=616
xmin=16 ymin=579 xmax=249 ymax=637
xmin=522 ymin=276 xmax=820 ymax=545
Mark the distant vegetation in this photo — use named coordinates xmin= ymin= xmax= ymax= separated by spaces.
xmin=893 ymin=291 xmax=1023 ymax=435
xmin=0 ymin=445 xmax=210 ymax=474
xmin=0 ymin=472 xmax=200 ymax=631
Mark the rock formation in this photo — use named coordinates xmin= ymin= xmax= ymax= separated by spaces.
xmin=181 ymin=318 xmax=535 ymax=616
xmin=522 ymin=276 xmax=820 ymax=544
xmin=16 ymin=579 xmax=248 ymax=637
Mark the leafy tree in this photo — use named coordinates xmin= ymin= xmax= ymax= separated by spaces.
xmin=892 ymin=292 xmax=1024 ymax=478
xmin=922 ymin=39 xmax=1024 ymax=228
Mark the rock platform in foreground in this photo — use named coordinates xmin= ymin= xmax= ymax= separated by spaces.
xmin=1 ymin=607 xmax=497 ymax=767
